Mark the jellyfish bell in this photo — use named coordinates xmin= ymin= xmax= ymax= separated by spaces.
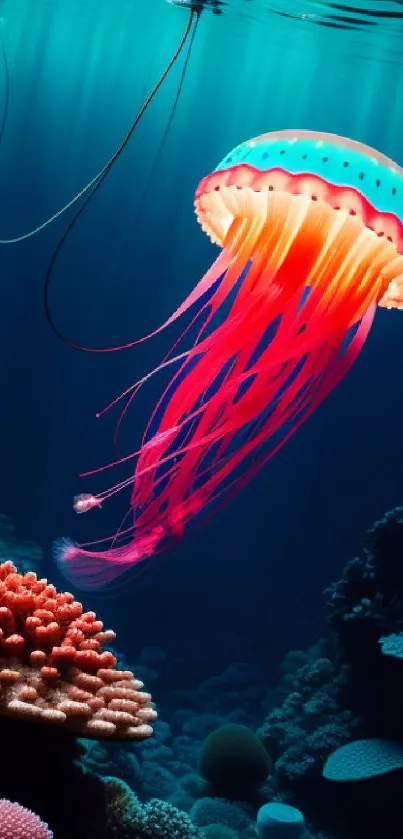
xmin=55 ymin=129 xmax=403 ymax=591
xmin=196 ymin=129 xmax=403 ymax=299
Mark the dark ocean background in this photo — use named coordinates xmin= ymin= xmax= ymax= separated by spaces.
xmin=0 ymin=0 xmax=402 ymax=690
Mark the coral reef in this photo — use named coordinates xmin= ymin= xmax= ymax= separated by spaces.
xmin=7 ymin=505 xmax=403 ymax=839
xmin=257 ymin=655 xmax=358 ymax=791
xmin=326 ymin=507 xmax=403 ymax=738
xmin=0 ymin=552 xmax=161 ymax=839
xmin=79 ymin=661 xmax=268 ymax=838
xmin=80 ymin=660 xmax=272 ymax=824
xmin=104 ymin=777 xmax=205 ymax=838
xmin=0 ymin=561 xmax=156 ymax=739
xmin=253 ymin=506 xmax=403 ymax=839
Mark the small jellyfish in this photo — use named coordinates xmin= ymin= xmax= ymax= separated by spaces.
xmin=73 ymin=494 xmax=102 ymax=514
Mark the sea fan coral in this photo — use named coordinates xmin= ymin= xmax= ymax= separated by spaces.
xmin=323 ymin=738 xmax=403 ymax=782
xmin=0 ymin=798 xmax=53 ymax=839
xmin=0 ymin=561 xmax=156 ymax=739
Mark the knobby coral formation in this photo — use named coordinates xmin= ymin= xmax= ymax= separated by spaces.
xmin=257 ymin=654 xmax=357 ymax=790
xmin=0 ymin=798 xmax=53 ymax=839
xmin=0 ymin=561 xmax=156 ymax=739
xmin=104 ymin=777 xmax=206 ymax=839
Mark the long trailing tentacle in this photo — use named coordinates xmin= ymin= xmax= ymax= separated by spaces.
xmin=54 ymin=190 xmax=391 ymax=589
xmin=43 ymin=8 xmax=196 ymax=349
xmin=55 ymin=301 xmax=376 ymax=592
xmin=133 ymin=10 xmax=201 ymax=223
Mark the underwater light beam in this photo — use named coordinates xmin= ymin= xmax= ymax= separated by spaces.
xmin=0 ymin=7 xmax=195 ymax=245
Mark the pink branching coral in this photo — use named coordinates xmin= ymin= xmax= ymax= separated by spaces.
xmin=0 ymin=561 xmax=157 ymax=739
xmin=0 ymin=798 xmax=53 ymax=838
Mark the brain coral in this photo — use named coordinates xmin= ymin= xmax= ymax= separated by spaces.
xmin=0 ymin=561 xmax=156 ymax=739
xmin=198 ymin=723 xmax=271 ymax=796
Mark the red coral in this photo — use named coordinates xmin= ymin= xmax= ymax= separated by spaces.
xmin=0 ymin=561 xmax=156 ymax=739
xmin=0 ymin=798 xmax=53 ymax=838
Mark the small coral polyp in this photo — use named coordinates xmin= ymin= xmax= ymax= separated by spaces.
xmin=0 ymin=561 xmax=156 ymax=739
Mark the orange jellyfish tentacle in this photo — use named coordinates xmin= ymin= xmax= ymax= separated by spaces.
xmin=43 ymin=8 xmax=196 ymax=348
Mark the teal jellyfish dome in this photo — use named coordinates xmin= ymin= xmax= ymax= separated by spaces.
xmin=215 ymin=129 xmax=403 ymax=223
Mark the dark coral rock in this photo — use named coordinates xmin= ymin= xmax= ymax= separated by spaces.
xmin=258 ymin=654 xmax=359 ymax=799
xmin=326 ymin=507 xmax=403 ymax=737
xmin=257 ymin=506 xmax=403 ymax=837
xmin=326 ymin=507 xmax=403 ymax=658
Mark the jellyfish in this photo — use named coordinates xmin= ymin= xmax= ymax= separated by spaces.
xmin=55 ymin=129 xmax=403 ymax=590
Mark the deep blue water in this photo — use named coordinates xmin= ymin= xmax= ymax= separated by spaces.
xmin=0 ymin=0 xmax=402 ymax=687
